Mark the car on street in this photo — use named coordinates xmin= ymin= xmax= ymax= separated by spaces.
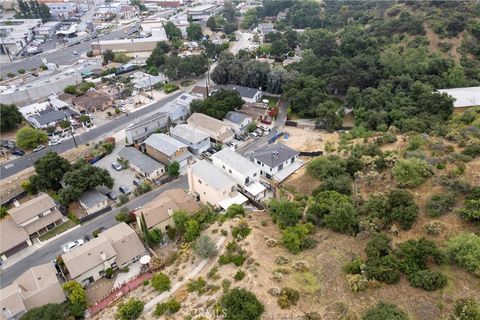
xmin=250 ymin=132 xmax=259 ymax=138
xmin=11 ymin=149 xmax=25 ymax=156
xmin=119 ymin=186 xmax=131 ymax=194
xmin=48 ymin=139 xmax=61 ymax=146
xmin=33 ymin=145 xmax=46 ymax=152
xmin=111 ymin=162 xmax=123 ymax=171
xmin=62 ymin=239 xmax=85 ymax=253
xmin=72 ymin=50 xmax=78 ymax=55
xmin=106 ymin=191 xmax=118 ymax=200
xmin=119 ymin=107 xmax=127 ymax=113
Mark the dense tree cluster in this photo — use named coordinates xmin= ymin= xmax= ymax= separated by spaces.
xmin=0 ymin=104 xmax=22 ymax=132
xmin=15 ymin=0 xmax=50 ymax=21
xmin=190 ymin=89 xmax=243 ymax=119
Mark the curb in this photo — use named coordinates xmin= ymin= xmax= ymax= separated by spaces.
xmin=37 ymin=224 xmax=82 ymax=247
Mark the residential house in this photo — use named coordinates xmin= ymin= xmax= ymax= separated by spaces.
xmin=170 ymin=124 xmax=211 ymax=155
xmin=117 ymin=147 xmax=165 ymax=180
xmin=61 ymin=235 xmax=117 ymax=285
xmin=186 ymin=4 xmax=218 ymax=22
xmin=0 ymin=263 xmax=65 ymax=320
xmin=258 ymin=22 xmax=276 ymax=41
xmin=436 ymin=86 xmax=480 ymax=112
xmin=191 ymin=85 xmax=208 ymax=98
xmin=187 ymin=113 xmax=234 ymax=143
xmin=249 ymin=143 xmax=302 ymax=182
xmin=211 ymin=149 xmax=265 ymax=200
xmin=134 ymin=188 xmax=200 ymax=233
xmin=132 ymin=72 xmax=167 ymax=91
xmin=125 ymin=112 xmax=169 ymax=146
xmin=78 ymin=190 xmax=110 ymax=215
xmin=71 ymin=90 xmax=113 ymax=113
xmin=101 ymin=223 xmax=146 ymax=269
xmin=144 ymin=133 xmax=192 ymax=167
xmin=214 ymin=84 xmax=262 ymax=103
xmin=188 ymin=160 xmax=247 ymax=209
xmin=19 ymin=95 xmax=77 ymax=129
xmin=223 ymin=111 xmax=253 ymax=135
xmin=239 ymin=102 xmax=270 ymax=122
xmin=46 ymin=2 xmax=78 ymax=20
xmin=8 ymin=193 xmax=64 ymax=239
xmin=0 ymin=218 xmax=32 ymax=260
xmin=161 ymin=93 xmax=196 ymax=122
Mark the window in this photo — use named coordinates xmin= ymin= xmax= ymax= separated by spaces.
xmin=145 ymin=127 xmax=148 ymax=132
xmin=198 ymin=179 xmax=202 ymax=184
xmin=291 ymin=158 xmax=294 ymax=163
xmin=223 ymin=165 xmax=225 ymax=169
xmin=253 ymin=173 xmax=257 ymax=177
xmin=257 ymin=160 xmax=261 ymax=165
xmin=229 ymin=169 xmax=232 ymax=174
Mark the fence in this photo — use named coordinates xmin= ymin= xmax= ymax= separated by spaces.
xmin=79 ymin=206 xmax=112 ymax=223
xmin=299 ymin=151 xmax=324 ymax=157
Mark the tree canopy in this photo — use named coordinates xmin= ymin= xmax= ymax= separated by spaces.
xmin=190 ymin=89 xmax=243 ymax=119
xmin=16 ymin=127 xmax=48 ymax=149
xmin=220 ymin=288 xmax=264 ymax=320
xmin=0 ymin=104 xmax=22 ymax=132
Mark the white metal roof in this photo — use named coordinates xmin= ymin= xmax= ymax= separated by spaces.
xmin=218 ymin=193 xmax=248 ymax=211
xmin=244 ymin=181 xmax=266 ymax=196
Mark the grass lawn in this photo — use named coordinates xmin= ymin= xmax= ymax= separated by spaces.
xmin=261 ymin=95 xmax=279 ymax=108
xmin=39 ymin=220 xmax=77 ymax=242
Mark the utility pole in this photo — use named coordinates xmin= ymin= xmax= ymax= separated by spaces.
xmin=64 ymin=112 xmax=78 ymax=148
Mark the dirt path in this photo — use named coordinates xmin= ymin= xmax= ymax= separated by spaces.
xmin=142 ymin=236 xmax=227 ymax=315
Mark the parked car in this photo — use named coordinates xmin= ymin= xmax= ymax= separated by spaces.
xmin=133 ymin=179 xmax=141 ymax=186
xmin=111 ymin=162 xmax=123 ymax=171
xmin=106 ymin=191 xmax=118 ymax=200
xmin=33 ymin=145 xmax=45 ymax=152
xmin=1 ymin=140 xmax=16 ymax=149
xmin=62 ymin=239 xmax=85 ymax=253
xmin=72 ymin=50 xmax=78 ymax=55
xmin=119 ymin=186 xmax=131 ymax=194
xmin=11 ymin=149 xmax=25 ymax=156
xmin=119 ymin=107 xmax=127 ymax=113
xmin=250 ymin=132 xmax=259 ymax=138
xmin=48 ymin=139 xmax=61 ymax=146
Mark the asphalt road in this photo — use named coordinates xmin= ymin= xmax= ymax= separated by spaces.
xmin=0 ymin=23 xmax=139 ymax=77
xmin=0 ymin=175 xmax=188 ymax=288
xmin=0 ymin=91 xmax=182 ymax=179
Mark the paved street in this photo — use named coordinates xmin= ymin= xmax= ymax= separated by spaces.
xmin=0 ymin=91 xmax=182 ymax=179
xmin=0 ymin=175 xmax=188 ymax=288
xmin=0 ymin=23 xmax=140 ymax=77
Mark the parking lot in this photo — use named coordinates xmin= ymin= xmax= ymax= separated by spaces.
xmin=93 ymin=142 xmax=137 ymax=198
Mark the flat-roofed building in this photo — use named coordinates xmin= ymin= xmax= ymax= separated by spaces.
xmin=125 ymin=112 xmax=169 ymax=146
xmin=117 ymin=147 xmax=165 ymax=180
xmin=437 ymin=86 xmax=480 ymax=112
xmin=187 ymin=113 xmax=234 ymax=143
xmin=170 ymin=123 xmax=211 ymax=155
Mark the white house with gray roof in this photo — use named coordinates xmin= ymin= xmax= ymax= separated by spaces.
xmin=211 ymin=149 xmax=266 ymax=200
xmin=125 ymin=112 xmax=169 ymax=146
xmin=214 ymin=84 xmax=262 ymax=103
xmin=170 ymin=124 xmax=211 ymax=155
xmin=223 ymin=111 xmax=253 ymax=134
xmin=118 ymin=147 xmax=165 ymax=180
xmin=161 ymin=93 xmax=196 ymax=122
xmin=188 ymin=160 xmax=247 ymax=209
xmin=78 ymin=190 xmax=109 ymax=215
xmin=144 ymin=133 xmax=192 ymax=167
xmin=249 ymin=143 xmax=301 ymax=182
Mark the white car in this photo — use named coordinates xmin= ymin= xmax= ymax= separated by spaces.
xmin=48 ymin=139 xmax=61 ymax=146
xmin=72 ymin=51 xmax=78 ymax=55
xmin=119 ymin=107 xmax=127 ymax=113
xmin=62 ymin=239 xmax=85 ymax=253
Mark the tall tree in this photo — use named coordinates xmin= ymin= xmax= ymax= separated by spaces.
xmin=0 ymin=104 xmax=22 ymax=132
xmin=31 ymin=151 xmax=71 ymax=191
xmin=187 ymin=22 xmax=203 ymax=41
xmin=164 ymin=21 xmax=182 ymax=40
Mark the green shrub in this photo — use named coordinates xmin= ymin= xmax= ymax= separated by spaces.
xmin=363 ymin=301 xmax=408 ymax=320
xmin=153 ymin=297 xmax=181 ymax=316
xmin=343 ymin=257 xmax=363 ymax=275
xmin=277 ymin=287 xmax=300 ymax=309
xmin=164 ymin=83 xmax=179 ymax=93
xmin=231 ymin=220 xmax=251 ymax=240
xmin=116 ymin=299 xmax=144 ymax=320
xmin=426 ymin=193 xmax=455 ymax=217
xmin=151 ymin=273 xmax=171 ymax=292
xmin=105 ymin=268 xmax=114 ymax=278
xmin=444 ymin=233 xmax=480 ymax=277
xmin=226 ymin=204 xmax=245 ymax=218
xmin=449 ymin=298 xmax=480 ymax=320
xmin=281 ymin=223 xmax=316 ymax=254
xmin=234 ymin=270 xmax=246 ymax=281
xmin=220 ymin=288 xmax=264 ymax=320
xmin=118 ymin=194 xmax=129 ymax=205
xmin=187 ymin=277 xmax=207 ymax=294
xmin=392 ymin=158 xmax=432 ymax=188
xmin=409 ymin=269 xmax=447 ymax=291
xmin=219 ymin=241 xmax=247 ymax=266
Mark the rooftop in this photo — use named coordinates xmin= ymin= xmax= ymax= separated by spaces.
xmin=78 ymin=190 xmax=108 ymax=208
xmin=62 ymin=235 xmax=116 ymax=279
xmin=101 ymin=222 xmax=145 ymax=267
xmin=190 ymin=160 xmax=236 ymax=190
xmin=436 ymin=86 xmax=480 ymax=108
xmin=126 ymin=112 xmax=169 ymax=131
xmin=214 ymin=84 xmax=260 ymax=99
xmin=117 ymin=147 xmax=164 ymax=175
xmin=249 ymin=143 xmax=299 ymax=168
xmin=224 ymin=111 xmax=251 ymax=125
xmin=0 ymin=216 xmax=29 ymax=254
xmin=135 ymin=188 xmax=200 ymax=229
xmin=170 ymin=124 xmax=209 ymax=144
xmin=187 ymin=113 xmax=232 ymax=135
xmin=144 ymin=133 xmax=188 ymax=156
xmin=212 ymin=149 xmax=259 ymax=174
xmin=8 ymin=193 xmax=56 ymax=225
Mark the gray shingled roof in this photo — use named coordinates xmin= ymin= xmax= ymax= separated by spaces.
xmin=78 ymin=190 xmax=108 ymax=208
xmin=224 ymin=111 xmax=250 ymax=125
xmin=30 ymin=107 xmax=77 ymax=126
xmin=214 ymin=84 xmax=260 ymax=99
xmin=117 ymin=147 xmax=165 ymax=174
xmin=249 ymin=143 xmax=298 ymax=168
